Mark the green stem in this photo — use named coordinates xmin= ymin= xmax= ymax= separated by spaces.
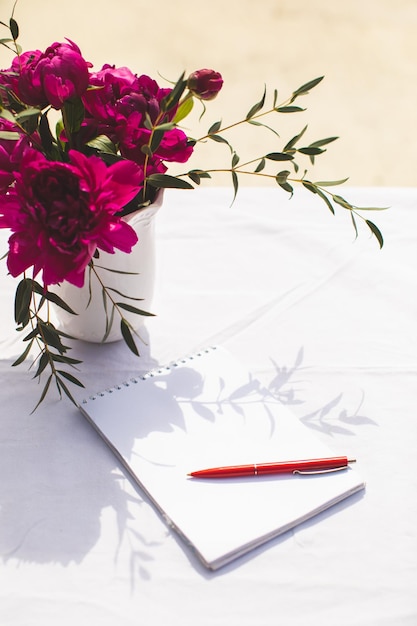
xmin=141 ymin=109 xmax=167 ymax=201
xmin=89 ymin=262 xmax=126 ymax=320
xmin=195 ymin=95 xmax=294 ymax=143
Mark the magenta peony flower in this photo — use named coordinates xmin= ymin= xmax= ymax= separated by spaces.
xmin=0 ymin=119 xmax=30 ymax=191
xmin=16 ymin=40 xmax=91 ymax=109
xmin=83 ymin=66 xmax=193 ymax=167
xmin=118 ymin=113 xmax=193 ymax=165
xmin=187 ymin=69 xmax=223 ymax=101
xmin=83 ymin=67 xmax=172 ymax=125
xmin=0 ymin=50 xmax=43 ymax=105
xmin=82 ymin=65 xmax=139 ymax=124
xmin=0 ymin=149 xmax=142 ymax=287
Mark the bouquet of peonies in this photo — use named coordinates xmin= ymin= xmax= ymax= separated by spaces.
xmin=0 ymin=8 xmax=384 ymax=409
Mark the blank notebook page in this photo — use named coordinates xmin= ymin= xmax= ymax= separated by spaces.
xmin=80 ymin=346 xmax=365 ymax=569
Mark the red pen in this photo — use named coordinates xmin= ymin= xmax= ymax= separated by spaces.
xmin=188 ymin=456 xmax=356 ymax=478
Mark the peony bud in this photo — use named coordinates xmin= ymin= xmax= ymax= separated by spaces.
xmin=187 ymin=69 xmax=223 ymax=101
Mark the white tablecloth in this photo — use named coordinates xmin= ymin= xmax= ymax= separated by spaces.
xmin=1 ymin=187 xmax=416 ymax=625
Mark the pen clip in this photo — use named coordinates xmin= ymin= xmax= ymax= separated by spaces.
xmin=293 ymin=466 xmax=348 ymax=475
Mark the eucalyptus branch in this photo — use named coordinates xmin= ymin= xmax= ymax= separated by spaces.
xmin=89 ymin=261 xmax=153 ymax=356
xmin=193 ymin=78 xmax=320 ymax=145
xmin=11 ymin=277 xmax=84 ymax=410
xmin=0 ymin=1 xmax=21 ymax=57
xmin=195 ymin=103 xmax=289 ymax=144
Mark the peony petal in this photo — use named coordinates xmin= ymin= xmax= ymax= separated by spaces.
xmin=96 ymin=219 xmax=138 ymax=254
xmin=6 ymin=232 xmax=40 ymax=277
xmin=103 ymin=159 xmax=143 ymax=210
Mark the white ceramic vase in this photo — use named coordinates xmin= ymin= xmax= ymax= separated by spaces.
xmin=51 ymin=196 xmax=162 ymax=343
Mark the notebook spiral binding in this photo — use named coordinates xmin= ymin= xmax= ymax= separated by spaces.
xmin=82 ymin=346 xmax=218 ymax=403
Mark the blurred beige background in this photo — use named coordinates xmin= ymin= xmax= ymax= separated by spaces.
xmin=1 ymin=0 xmax=416 ymax=186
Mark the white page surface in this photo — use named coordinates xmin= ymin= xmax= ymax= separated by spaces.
xmin=80 ymin=347 xmax=365 ymax=569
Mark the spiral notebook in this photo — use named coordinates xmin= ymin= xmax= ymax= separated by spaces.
xmin=79 ymin=346 xmax=365 ymax=570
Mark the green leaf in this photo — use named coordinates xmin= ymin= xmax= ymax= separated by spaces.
xmin=15 ymin=107 xmax=41 ymax=123
xmin=147 ymin=173 xmax=194 ymax=189
xmin=29 ymin=279 xmax=47 ymax=296
xmin=188 ymin=169 xmax=211 ymax=179
xmin=0 ymin=107 xmax=16 ymax=123
xmin=188 ymin=171 xmax=201 ymax=185
xmin=309 ymin=136 xmax=338 ymax=148
xmin=315 ymin=187 xmax=335 ymax=214
xmin=0 ymin=130 xmax=20 ymax=140
xmin=246 ymin=85 xmax=266 ymax=119
xmin=9 ymin=17 xmax=19 ymax=40
xmin=291 ymin=76 xmax=324 ymax=101
xmin=55 ymin=375 xmax=79 ymax=406
xmin=187 ymin=169 xmax=211 ymax=185
xmin=283 ymin=125 xmax=308 ymax=151
xmin=105 ymin=286 xmax=143 ymax=300
xmin=266 ymin=152 xmax=294 ymax=161
xmin=173 ymin=96 xmax=194 ymax=123
xmin=143 ymin=113 xmax=153 ymax=131
xmin=33 ymin=352 xmax=50 ymax=379
xmin=38 ymin=322 xmax=68 ymax=353
xmin=150 ymin=127 xmax=166 ymax=154
xmin=93 ymin=264 xmax=137 ymax=275
xmin=314 ymin=178 xmax=349 ymax=187
xmin=350 ymin=213 xmax=359 ymax=241
xmin=277 ymin=180 xmax=294 ymax=195
xmin=208 ymin=120 xmax=222 ymax=134
xmin=38 ymin=112 xmax=58 ymax=156
xmin=14 ymin=278 xmax=32 ymax=326
xmin=102 ymin=300 xmax=115 ymax=343
xmin=23 ymin=326 xmax=40 ymax=342
xmin=276 ymin=170 xmax=290 ymax=184
xmin=87 ymin=134 xmax=117 ymax=154
xmin=298 ymin=146 xmax=325 ymax=156
xmin=247 ymin=119 xmax=280 ymax=138
xmin=276 ymin=106 xmax=305 ymax=113
xmin=55 ymin=117 xmax=65 ymax=149
xmin=120 ymin=319 xmax=139 ymax=356
xmin=332 ymin=194 xmax=353 ymax=210
xmin=355 ymin=205 xmax=390 ymax=211
xmin=231 ymin=152 xmax=240 ymax=167
xmin=366 ymin=220 xmax=384 ymax=248
xmin=154 ymin=122 xmax=176 ymax=132
xmin=207 ymin=134 xmax=230 ymax=146
xmin=302 ymin=180 xmax=318 ymax=193
xmin=254 ymin=158 xmax=266 ymax=173
xmin=12 ymin=340 xmax=34 ymax=367
xmin=141 ymin=145 xmax=153 ymax=157
xmin=41 ymin=289 xmax=78 ymax=315
xmin=231 ymin=171 xmax=238 ymax=205
xmin=160 ymin=73 xmax=187 ymax=113
xmin=57 ymin=370 xmax=85 ymax=387
xmin=63 ymin=97 xmax=85 ymax=134
xmin=31 ymin=374 xmax=53 ymax=413
xmin=116 ymin=302 xmax=155 ymax=316
xmin=51 ymin=354 xmax=82 ymax=365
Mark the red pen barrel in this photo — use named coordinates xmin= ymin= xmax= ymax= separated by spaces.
xmin=188 ymin=456 xmax=354 ymax=478
xmin=256 ymin=456 xmax=349 ymax=475
xmin=190 ymin=464 xmax=256 ymax=478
